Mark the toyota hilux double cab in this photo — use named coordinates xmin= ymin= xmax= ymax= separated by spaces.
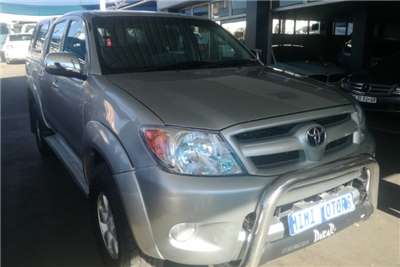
xmin=26 ymin=11 xmax=379 ymax=267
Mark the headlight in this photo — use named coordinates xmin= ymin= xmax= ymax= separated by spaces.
xmin=393 ymin=86 xmax=400 ymax=95
xmin=352 ymin=104 xmax=366 ymax=144
xmin=141 ymin=127 xmax=244 ymax=176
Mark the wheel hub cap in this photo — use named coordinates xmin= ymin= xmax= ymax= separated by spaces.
xmin=97 ymin=193 xmax=119 ymax=259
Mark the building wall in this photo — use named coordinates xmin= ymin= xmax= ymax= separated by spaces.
xmin=156 ymin=0 xmax=247 ymax=41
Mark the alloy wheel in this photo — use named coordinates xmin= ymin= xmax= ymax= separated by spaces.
xmin=97 ymin=193 xmax=119 ymax=259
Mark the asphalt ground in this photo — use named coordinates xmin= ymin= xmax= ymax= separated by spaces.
xmin=1 ymin=63 xmax=399 ymax=267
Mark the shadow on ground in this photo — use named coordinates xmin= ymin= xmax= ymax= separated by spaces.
xmin=2 ymin=76 xmax=103 ymax=267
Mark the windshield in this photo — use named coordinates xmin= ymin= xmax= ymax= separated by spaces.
xmin=93 ymin=16 xmax=256 ymax=74
xmin=9 ymin=34 xmax=32 ymax=41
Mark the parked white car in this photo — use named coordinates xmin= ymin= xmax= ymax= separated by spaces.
xmin=21 ymin=23 xmax=36 ymax=34
xmin=4 ymin=34 xmax=32 ymax=63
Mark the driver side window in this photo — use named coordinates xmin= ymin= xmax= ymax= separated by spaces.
xmin=63 ymin=19 xmax=87 ymax=61
xmin=48 ymin=21 xmax=67 ymax=54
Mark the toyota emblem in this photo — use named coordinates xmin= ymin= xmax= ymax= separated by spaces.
xmin=306 ymin=126 xmax=326 ymax=147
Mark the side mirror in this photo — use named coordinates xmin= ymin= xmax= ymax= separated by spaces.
xmin=44 ymin=52 xmax=86 ymax=80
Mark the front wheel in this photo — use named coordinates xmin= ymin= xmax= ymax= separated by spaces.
xmin=91 ymin=165 xmax=164 ymax=267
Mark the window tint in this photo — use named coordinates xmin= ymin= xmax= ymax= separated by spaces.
xmin=63 ymin=20 xmax=86 ymax=61
xmin=32 ymin=22 xmax=50 ymax=52
xmin=49 ymin=21 xmax=67 ymax=53
xmin=93 ymin=17 xmax=253 ymax=74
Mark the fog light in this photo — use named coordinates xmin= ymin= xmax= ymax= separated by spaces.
xmin=169 ymin=223 xmax=197 ymax=242
xmin=393 ymin=87 xmax=400 ymax=95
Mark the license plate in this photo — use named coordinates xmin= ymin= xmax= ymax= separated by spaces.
xmin=352 ymin=94 xmax=377 ymax=103
xmin=287 ymin=193 xmax=355 ymax=236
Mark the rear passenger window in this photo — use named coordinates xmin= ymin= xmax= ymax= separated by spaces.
xmin=32 ymin=22 xmax=50 ymax=52
xmin=63 ymin=20 xmax=86 ymax=61
xmin=48 ymin=21 xmax=67 ymax=53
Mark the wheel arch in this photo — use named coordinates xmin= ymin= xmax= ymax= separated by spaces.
xmin=82 ymin=121 xmax=163 ymax=260
xmin=82 ymin=120 xmax=134 ymax=185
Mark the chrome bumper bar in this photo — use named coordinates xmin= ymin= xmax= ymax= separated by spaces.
xmin=239 ymin=154 xmax=379 ymax=267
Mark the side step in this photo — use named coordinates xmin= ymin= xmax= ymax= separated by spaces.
xmin=45 ymin=134 xmax=89 ymax=195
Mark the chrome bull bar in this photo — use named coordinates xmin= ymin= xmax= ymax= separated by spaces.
xmin=239 ymin=154 xmax=379 ymax=267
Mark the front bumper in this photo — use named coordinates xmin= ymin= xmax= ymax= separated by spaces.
xmin=239 ymin=154 xmax=379 ymax=267
xmin=116 ymin=153 xmax=379 ymax=266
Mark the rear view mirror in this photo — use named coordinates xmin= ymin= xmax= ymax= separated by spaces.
xmin=44 ymin=52 xmax=86 ymax=80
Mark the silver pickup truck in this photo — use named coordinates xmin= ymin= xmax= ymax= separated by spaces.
xmin=26 ymin=11 xmax=379 ymax=267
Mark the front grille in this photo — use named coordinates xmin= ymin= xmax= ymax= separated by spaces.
xmin=369 ymin=84 xmax=392 ymax=95
xmin=350 ymin=82 xmax=363 ymax=91
xmin=251 ymin=151 xmax=301 ymax=169
xmin=223 ymin=107 xmax=359 ymax=176
xmin=350 ymin=82 xmax=392 ymax=95
xmin=326 ymin=135 xmax=353 ymax=153
xmin=235 ymin=113 xmax=351 ymax=143
xmin=235 ymin=124 xmax=293 ymax=142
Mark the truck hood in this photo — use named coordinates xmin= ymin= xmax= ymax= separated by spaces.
xmin=106 ymin=67 xmax=350 ymax=130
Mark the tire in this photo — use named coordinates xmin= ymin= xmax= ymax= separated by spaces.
xmin=91 ymin=165 xmax=164 ymax=267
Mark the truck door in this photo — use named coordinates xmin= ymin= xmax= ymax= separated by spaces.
xmin=41 ymin=19 xmax=69 ymax=136
xmin=53 ymin=18 xmax=88 ymax=153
